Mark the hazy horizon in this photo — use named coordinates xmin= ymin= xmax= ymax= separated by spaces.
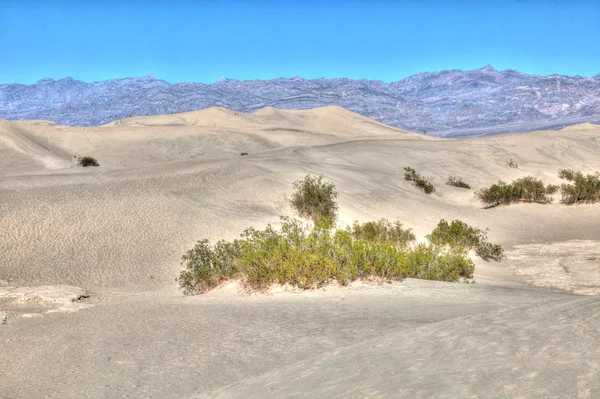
xmin=3 ymin=63 xmax=600 ymax=86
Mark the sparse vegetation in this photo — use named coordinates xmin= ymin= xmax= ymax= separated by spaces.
xmin=348 ymin=219 xmax=415 ymax=247
xmin=178 ymin=217 xmax=476 ymax=294
xmin=404 ymin=167 xmax=435 ymax=194
xmin=76 ymin=155 xmax=100 ymax=167
xmin=446 ymin=176 xmax=471 ymax=189
xmin=240 ymin=152 xmax=248 ymax=156
xmin=475 ymin=176 xmax=555 ymax=208
xmin=476 ymin=170 xmax=600 ymax=207
xmin=507 ymin=159 xmax=519 ymax=169
xmin=545 ymin=184 xmax=560 ymax=195
xmin=558 ymin=169 xmax=600 ymax=204
xmin=177 ymin=177 xmax=509 ymax=294
xmin=427 ymin=219 xmax=504 ymax=262
xmin=289 ymin=174 xmax=339 ymax=229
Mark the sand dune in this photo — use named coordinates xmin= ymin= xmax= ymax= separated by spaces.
xmin=1 ymin=107 xmax=600 ymax=398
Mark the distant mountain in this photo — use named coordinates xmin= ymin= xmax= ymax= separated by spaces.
xmin=1 ymin=65 xmax=599 ymax=136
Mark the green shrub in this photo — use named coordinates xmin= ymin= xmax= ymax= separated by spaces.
xmin=178 ymin=217 xmax=476 ymax=294
xmin=348 ymin=219 xmax=416 ymax=247
xmin=77 ymin=156 xmax=99 ymax=167
xmin=475 ymin=176 xmax=554 ymax=208
xmin=511 ymin=176 xmax=553 ymax=204
xmin=446 ymin=176 xmax=471 ymax=189
xmin=289 ymin=175 xmax=339 ymax=228
xmin=178 ymin=239 xmax=244 ymax=295
xmin=476 ymin=242 xmax=505 ymax=262
xmin=558 ymin=169 xmax=578 ymax=181
xmin=558 ymin=169 xmax=600 ymax=204
xmin=545 ymin=184 xmax=559 ymax=195
xmin=404 ymin=167 xmax=435 ymax=194
xmin=475 ymin=181 xmax=521 ymax=207
xmin=426 ymin=219 xmax=504 ymax=262
xmin=404 ymin=244 xmax=475 ymax=282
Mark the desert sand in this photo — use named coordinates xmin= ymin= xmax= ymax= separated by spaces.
xmin=1 ymin=107 xmax=599 ymax=398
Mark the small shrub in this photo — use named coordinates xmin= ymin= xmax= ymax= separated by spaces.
xmin=545 ymin=184 xmax=559 ymax=195
xmin=426 ymin=219 xmax=504 ymax=262
xmin=240 ymin=152 xmax=248 ymax=156
xmin=476 ymin=176 xmax=554 ymax=207
xmin=348 ymin=219 xmax=416 ymax=247
xmin=475 ymin=181 xmax=521 ymax=208
xmin=289 ymin=174 xmax=339 ymax=228
xmin=558 ymin=169 xmax=600 ymax=204
xmin=178 ymin=239 xmax=245 ymax=294
xmin=404 ymin=167 xmax=435 ymax=194
xmin=511 ymin=176 xmax=553 ymax=204
xmin=507 ymin=159 xmax=519 ymax=169
xmin=77 ymin=156 xmax=99 ymax=167
xmin=476 ymin=242 xmax=505 ymax=262
xmin=404 ymin=244 xmax=475 ymax=281
xmin=558 ymin=169 xmax=578 ymax=181
xmin=446 ymin=176 xmax=471 ymax=189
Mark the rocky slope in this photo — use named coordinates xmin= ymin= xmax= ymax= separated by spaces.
xmin=1 ymin=65 xmax=599 ymax=135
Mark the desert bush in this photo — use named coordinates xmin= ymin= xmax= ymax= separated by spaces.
xmin=545 ymin=184 xmax=559 ymax=195
xmin=507 ymin=159 xmax=519 ymax=169
xmin=77 ymin=155 xmax=99 ymax=167
xmin=475 ymin=176 xmax=554 ymax=207
xmin=404 ymin=167 xmax=435 ymax=194
xmin=558 ymin=169 xmax=578 ymax=181
xmin=558 ymin=169 xmax=600 ymax=204
xmin=475 ymin=181 xmax=521 ymax=207
xmin=511 ymin=176 xmax=554 ymax=204
xmin=178 ymin=239 xmax=245 ymax=295
xmin=476 ymin=242 xmax=505 ymax=262
xmin=446 ymin=176 xmax=471 ymax=189
xmin=426 ymin=219 xmax=504 ymax=262
xmin=348 ymin=219 xmax=416 ymax=247
xmin=289 ymin=174 xmax=339 ymax=228
xmin=178 ymin=217 xmax=476 ymax=294
xmin=404 ymin=243 xmax=475 ymax=281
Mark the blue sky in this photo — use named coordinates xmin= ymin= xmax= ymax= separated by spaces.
xmin=1 ymin=0 xmax=599 ymax=84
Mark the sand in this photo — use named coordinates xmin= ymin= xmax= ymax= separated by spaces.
xmin=1 ymin=106 xmax=599 ymax=398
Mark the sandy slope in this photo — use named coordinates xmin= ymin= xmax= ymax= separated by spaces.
xmin=1 ymin=107 xmax=600 ymax=398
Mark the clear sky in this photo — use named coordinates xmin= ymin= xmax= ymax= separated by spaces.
xmin=1 ymin=0 xmax=599 ymax=84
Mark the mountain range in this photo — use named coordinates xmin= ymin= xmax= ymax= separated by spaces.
xmin=1 ymin=65 xmax=599 ymax=136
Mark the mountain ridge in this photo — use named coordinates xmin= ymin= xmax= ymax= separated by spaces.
xmin=1 ymin=66 xmax=599 ymax=136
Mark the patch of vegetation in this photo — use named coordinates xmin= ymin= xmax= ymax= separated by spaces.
xmin=404 ymin=167 xmax=435 ymax=194
xmin=545 ymin=184 xmax=560 ymax=195
xmin=474 ymin=181 xmax=520 ymax=207
xmin=427 ymin=219 xmax=504 ymax=262
xmin=511 ymin=176 xmax=554 ymax=204
xmin=178 ymin=239 xmax=244 ymax=294
xmin=289 ymin=174 xmax=339 ymax=229
xmin=475 ymin=176 xmax=555 ymax=208
xmin=179 ymin=176 xmax=507 ymax=294
xmin=240 ymin=152 xmax=248 ymax=156
xmin=347 ymin=219 xmax=415 ymax=247
xmin=558 ymin=169 xmax=600 ymax=204
xmin=507 ymin=159 xmax=519 ymax=169
xmin=76 ymin=155 xmax=100 ymax=167
xmin=178 ymin=217 xmax=476 ymax=294
xmin=446 ymin=176 xmax=471 ymax=189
